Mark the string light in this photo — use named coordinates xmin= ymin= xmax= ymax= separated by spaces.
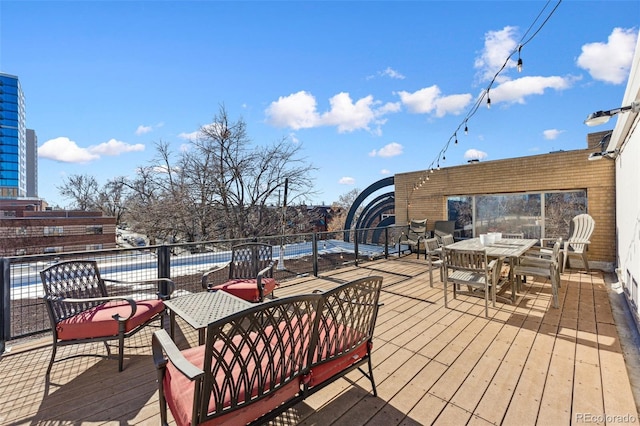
xmin=410 ymin=0 xmax=561 ymax=194
xmin=517 ymin=45 xmax=523 ymax=72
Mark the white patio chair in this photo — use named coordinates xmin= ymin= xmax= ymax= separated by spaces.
xmin=562 ymin=214 xmax=595 ymax=273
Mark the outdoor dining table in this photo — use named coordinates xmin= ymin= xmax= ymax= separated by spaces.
xmin=163 ymin=290 xmax=253 ymax=345
xmin=445 ymin=237 xmax=538 ymax=303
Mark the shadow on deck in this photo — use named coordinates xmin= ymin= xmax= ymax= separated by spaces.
xmin=1 ymin=257 xmax=638 ymax=425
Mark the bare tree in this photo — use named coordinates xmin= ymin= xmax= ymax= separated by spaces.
xmin=328 ymin=188 xmax=361 ymax=232
xmin=122 ymin=105 xmax=317 ymax=243
xmin=95 ymin=178 xmax=129 ymax=224
xmin=57 ymin=174 xmax=99 ymax=210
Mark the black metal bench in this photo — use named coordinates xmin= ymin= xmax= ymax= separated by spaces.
xmin=152 ymin=275 xmax=383 ymax=426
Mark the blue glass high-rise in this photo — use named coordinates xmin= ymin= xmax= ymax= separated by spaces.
xmin=0 ymin=72 xmax=27 ymax=198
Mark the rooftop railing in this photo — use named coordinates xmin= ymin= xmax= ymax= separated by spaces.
xmin=0 ymin=225 xmax=408 ymax=351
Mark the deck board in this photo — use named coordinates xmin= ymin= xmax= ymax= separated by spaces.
xmin=0 ymin=257 xmax=638 ymax=425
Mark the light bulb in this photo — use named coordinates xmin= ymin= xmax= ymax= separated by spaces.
xmin=517 ymin=45 xmax=523 ymax=73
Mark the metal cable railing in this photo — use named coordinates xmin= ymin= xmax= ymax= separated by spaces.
xmin=0 ymin=225 xmax=407 ymax=347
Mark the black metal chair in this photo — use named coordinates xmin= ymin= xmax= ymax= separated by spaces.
xmin=202 ymin=242 xmax=277 ymax=302
xmin=398 ymin=219 xmax=428 ymax=259
xmin=40 ymin=259 xmax=174 ymax=375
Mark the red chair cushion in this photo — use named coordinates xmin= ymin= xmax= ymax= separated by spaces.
xmin=56 ymin=299 xmax=164 ymax=341
xmin=210 ymin=278 xmax=277 ymax=302
xmin=164 ymin=322 xmax=305 ymax=426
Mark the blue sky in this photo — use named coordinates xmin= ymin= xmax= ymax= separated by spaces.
xmin=1 ymin=1 xmax=638 ymax=208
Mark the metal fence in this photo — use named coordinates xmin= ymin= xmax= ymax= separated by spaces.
xmin=0 ymin=224 xmax=408 ymax=351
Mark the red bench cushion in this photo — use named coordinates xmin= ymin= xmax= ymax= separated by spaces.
xmin=56 ymin=299 xmax=164 ymax=341
xmin=308 ymin=340 xmax=368 ymax=387
xmin=164 ymin=321 xmax=306 ymax=426
xmin=210 ymin=278 xmax=277 ymax=302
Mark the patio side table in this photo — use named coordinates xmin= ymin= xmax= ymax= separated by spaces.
xmin=164 ymin=291 xmax=253 ymax=345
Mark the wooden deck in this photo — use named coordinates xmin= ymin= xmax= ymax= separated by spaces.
xmin=1 ymin=257 xmax=639 ymax=425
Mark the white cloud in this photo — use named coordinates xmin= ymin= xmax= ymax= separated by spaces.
xmin=380 ymin=67 xmax=405 ymax=79
xmin=464 ymin=149 xmax=488 ymax=160
xmin=543 ymin=129 xmax=565 ymax=140
xmin=135 ymin=122 xmax=164 ymax=135
xmin=471 ymin=24 xmax=577 ymax=106
xmin=369 ymin=142 xmax=403 ymax=158
xmin=475 ymin=26 xmax=519 ymax=83
xmin=265 ymin=90 xmax=400 ymax=133
xmin=577 ymin=27 xmax=638 ymax=84
xmin=88 ymin=139 xmax=145 ymax=156
xmin=38 ymin=137 xmax=144 ymax=163
xmin=178 ymin=130 xmax=200 ymax=141
xmin=397 ymin=86 xmax=472 ymax=117
xmin=380 ymin=169 xmax=391 ymax=175
xmin=135 ymin=125 xmax=152 ymax=135
xmin=339 ymin=177 xmax=356 ymax=185
xmin=265 ymin=91 xmax=320 ymax=129
xmin=38 ymin=137 xmax=99 ymax=163
xmin=490 ymin=75 xmax=575 ymax=105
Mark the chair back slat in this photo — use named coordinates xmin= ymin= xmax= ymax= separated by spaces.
xmin=503 ymin=233 xmax=524 ymax=239
xmin=424 ymin=237 xmax=440 ymax=254
xmin=40 ymin=260 xmax=107 ymax=322
xmin=229 ymin=243 xmax=274 ymax=279
xmin=409 ymin=219 xmax=427 ymax=235
xmin=198 ymin=294 xmax=320 ymax=423
xmin=567 ymin=214 xmax=595 ymax=253
xmin=437 ymin=233 xmax=455 ymax=246
xmin=445 ymin=248 xmax=488 ymax=273
xmin=312 ymin=276 xmax=383 ymax=365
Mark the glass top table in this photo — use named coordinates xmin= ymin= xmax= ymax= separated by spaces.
xmin=164 ymin=291 xmax=253 ymax=344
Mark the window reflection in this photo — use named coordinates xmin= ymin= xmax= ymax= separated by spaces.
xmin=447 ymin=190 xmax=586 ymax=241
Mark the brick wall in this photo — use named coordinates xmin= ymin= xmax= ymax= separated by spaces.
xmin=394 ymin=133 xmax=615 ymax=267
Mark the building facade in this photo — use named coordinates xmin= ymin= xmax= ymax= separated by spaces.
xmin=610 ymin=33 xmax=640 ymax=329
xmin=0 ymin=73 xmax=27 ymax=198
xmin=394 ymin=130 xmax=616 ymax=272
xmin=26 ymin=128 xmax=38 ymax=197
xmin=0 ymin=209 xmax=117 ymax=256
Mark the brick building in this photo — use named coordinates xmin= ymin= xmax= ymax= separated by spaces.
xmin=394 ymin=131 xmax=615 ymax=271
xmin=0 ymin=207 xmax=116 ymax=256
